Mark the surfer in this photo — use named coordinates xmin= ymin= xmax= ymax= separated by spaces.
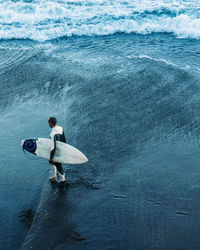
xmin=48 ymin=117 xmax=66 ymax=183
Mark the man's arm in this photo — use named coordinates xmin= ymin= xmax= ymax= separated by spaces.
xmin=49 ymin=134 xmax=57 ymax=163
xmin=62 ymin=130 xmax=66 ymax=143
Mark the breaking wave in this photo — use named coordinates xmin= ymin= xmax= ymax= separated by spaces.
xmin=0 ymin=0 xmax=200 ymax=41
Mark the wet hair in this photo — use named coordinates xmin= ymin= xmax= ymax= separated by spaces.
xmin=48 ymin=117 xmax=57 ymax=126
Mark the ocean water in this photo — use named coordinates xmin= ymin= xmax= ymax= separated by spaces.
xmin=0 ymin=0 xmax=200 ymax=41
xmin=0 ymin=1 xmax=200 ymax=250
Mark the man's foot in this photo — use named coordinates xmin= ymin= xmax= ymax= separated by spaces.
xmin=58 ymin=173 xmax=66 ymax=183
xmin=49 ymin=177 xmax=57 ymax=182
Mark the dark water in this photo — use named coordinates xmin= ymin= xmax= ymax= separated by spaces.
xmin=0 ymin=33 xmax=200 ymax=249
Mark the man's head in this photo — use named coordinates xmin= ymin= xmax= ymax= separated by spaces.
xmin=48 ymin=117 xmax=57 ymax=128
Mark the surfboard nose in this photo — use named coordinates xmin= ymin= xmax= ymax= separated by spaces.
xmin=81 ymin=153 xmax=88 ymax=163
xmin=84 ymin=155 xmax=88 ymax=163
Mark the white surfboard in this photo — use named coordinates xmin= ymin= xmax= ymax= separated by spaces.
xmin=21 ymin=138 xmax=88 ymax=164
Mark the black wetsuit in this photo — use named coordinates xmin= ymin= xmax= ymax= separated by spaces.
xmin=50 ymin=125 xmax=66 ymax=175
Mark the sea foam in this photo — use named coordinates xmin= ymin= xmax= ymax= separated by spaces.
xmin=0 ymin=0 xmax=199 ymax=41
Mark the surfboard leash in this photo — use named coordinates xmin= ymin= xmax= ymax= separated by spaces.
xmin=22 ymin=147 xmax=39 ymax=160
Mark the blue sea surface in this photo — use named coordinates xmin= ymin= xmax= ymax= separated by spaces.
xmin=0 ymin=0 xmax=200 ymax=249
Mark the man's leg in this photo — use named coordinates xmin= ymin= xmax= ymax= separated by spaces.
xmin=55 ymin=162 xmax=65 ymax=182
xmin=49 ymin=164 xmax=57 ymax=181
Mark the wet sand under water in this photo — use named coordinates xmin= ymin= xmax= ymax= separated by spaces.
xmin=22 ymin=141 xmax=200 ymax=250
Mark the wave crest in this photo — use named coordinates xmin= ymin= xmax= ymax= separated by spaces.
xmin=0 ymin=0 xmax=199 ymax=41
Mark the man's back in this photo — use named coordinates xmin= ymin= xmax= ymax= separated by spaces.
xmin=50 ymin=125 xmax=66 ymax=143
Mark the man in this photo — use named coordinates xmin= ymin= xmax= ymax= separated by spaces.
xmin=48 ymin=117 xmax=66 ymax=183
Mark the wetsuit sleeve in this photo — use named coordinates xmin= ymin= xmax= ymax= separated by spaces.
xmin=63 ymin=130 xmax=66 ymax=143
xmin=50 ymin=135 xmax=57 ymax=160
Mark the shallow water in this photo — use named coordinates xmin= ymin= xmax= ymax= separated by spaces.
xmin=0 ymin=33 xmax=200 ymax=249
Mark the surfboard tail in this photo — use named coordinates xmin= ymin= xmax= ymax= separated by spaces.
xmin=21 ymin=140 xmax=25 ymax=148
xmin=21 ymin=139 xmax=37 ymax=154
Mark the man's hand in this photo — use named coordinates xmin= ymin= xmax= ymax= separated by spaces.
xmin=49 ymin=159 xmax=54 ymax=164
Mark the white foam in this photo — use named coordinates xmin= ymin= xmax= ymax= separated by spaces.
xmin=134 ymin=55 xmax=177 ymax=67
xmin=0 ymin=0 xmax=199 ymax=41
